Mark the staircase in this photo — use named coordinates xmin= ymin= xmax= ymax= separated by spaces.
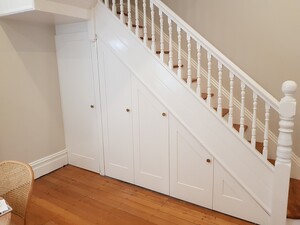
xmin=97 ymin=0 xmax=299 ymax=224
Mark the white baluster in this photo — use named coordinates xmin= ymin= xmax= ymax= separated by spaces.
xmin=168 ymin=18 xmax=173 ymax=69
xmin=150 ymin=1 xmax=156 ymax=53
xmin=207 ymin=53 xmax=212 ymax=106
xmin=159 ymin=9 xmax=164 ymax=61
xmin=239 ymin=82 xmax=246 ymax=137
xmin=187 ymin=34 xmax=192 ymax=87
xmin=228 ymin=72 xmax=234 ymax=126
xmin=251 ymin=93 xmax=258 ymax=147
xmin=127 ymin=0 xmax=132 ymax=28
xmin=177 ymin=26 xmax=182 ymax=78
xmin=263 ymin=104 xmax=270 ymax=159
xmin=135 ymin=0 xmax=139 ymax=36
xmin=143 ymin=0 xmax=147 ymax=45
xmin=217 ymin=62 xmax=223 ymax=116
xmin=112 ymin=0 xmax=117 ymax=15
xmin=105 ymin=0 xmax=109 ymax=8
xmin=120 ymin=0 xmax=125 ymax=23
xmin=271 ymin=81 xmax=297 ymax=225
xmin=196 ymin=43 xmax=201 ymax=96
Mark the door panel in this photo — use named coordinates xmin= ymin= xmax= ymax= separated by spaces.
xmin=101 ymin=46 xmax=134 ymax=183
xmin=55 ymin=32 xmax=100 ymax=173
xmin=170 ymin=115 xmax=213 ymax=208
xmin=132 ymin=79 xmax=169 ymax=195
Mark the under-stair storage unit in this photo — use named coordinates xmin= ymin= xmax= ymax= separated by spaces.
xmin=132 ymin=79 xmax=169 ymax=195
xmin=55 ymin=23 xmax=103 ymax=173
xmin=100 ymin=45 xmax=135 ymax=184
xmin=169 ymin=115 xmax=213 ymax=209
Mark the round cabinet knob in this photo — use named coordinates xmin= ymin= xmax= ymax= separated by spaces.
xmin=162 ymin=112 xmax=167 ymax=117
xmin=90 ymin=105 xmax=95 ymax=108
xmin=206 ymin=159 xmax=211 ymax=163
xmin=126 ymin=108 xmax=130 ymax=112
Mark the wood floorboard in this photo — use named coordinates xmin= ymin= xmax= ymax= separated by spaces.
xmin=25 ymin=165 xmax=254 ymax=225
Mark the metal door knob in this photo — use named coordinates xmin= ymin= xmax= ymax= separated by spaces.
xmin=90 ymin=105 xmax=94 ymax=108
xmin=206 ymin=159 xmax=211 ymax=163
xmin=162 ymin=112 xmax=167 ymax=117
xmin=126 ymin=108 xmax=130 ymax=112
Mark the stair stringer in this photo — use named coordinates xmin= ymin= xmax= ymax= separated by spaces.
xmin=95 ymin=3 xmax=274 ymax=217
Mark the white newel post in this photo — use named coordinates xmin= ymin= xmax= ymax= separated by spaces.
xmin=271 ymin=81 xmax=297 ymax=225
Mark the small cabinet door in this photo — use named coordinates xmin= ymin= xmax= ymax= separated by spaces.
xmin=100 ymin=45 xmax=134 ymax=184
xmin=132 ymin=79 xmax=169 ymax=195
xmin=55 ymin=32 xmax=101 ymax=173
xmin=170 ymin=115 xmax=213 ymax=209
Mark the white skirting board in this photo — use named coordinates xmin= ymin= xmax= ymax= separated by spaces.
xmin=291 ymin=153 xmax=300 ymax=180
xmin=29 ymin=149 xmax=68 ymax=179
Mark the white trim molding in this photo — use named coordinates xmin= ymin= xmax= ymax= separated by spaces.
xmin=29 ymin=149 xmax=68 ymax=179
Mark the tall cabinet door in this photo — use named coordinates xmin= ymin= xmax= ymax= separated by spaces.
xmin=170 ymin=115 xmax=213 ymax=209
xmin=132 ymin=79 xmax=169 ymax=195
xmin=55 ymin=32 xmax=101 ymax=173
xmin=100 ymin=45 xmax=134 ymax=184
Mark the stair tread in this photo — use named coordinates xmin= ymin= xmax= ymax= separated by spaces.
xmin=140 ymin=36 xmax=153 ymax=41
xmin=287 ymin=178 xmax=300 ymax=219
xmin=201 ymin=93 xmax=215 ymax=100
xmin=213 ymin=108 xmax=229 ymax=117
xmin=126 ymin=22 xmax=144 ymax=28
xmin=156 ymin=50 xmax=170 ymax=54
xmin=117 ymin=11 xmax=128 ymax=16
xmin=182 ymin=77 xmax=197 ymax=83
xmin=248 ymin=141 xmax=264 ymax=154
xmin=173 ymin=64 xmax=184 ymax=68
xmin=233 ymin=123 xmax=249 ymax=132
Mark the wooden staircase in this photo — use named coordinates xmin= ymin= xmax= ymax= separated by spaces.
xmin=108 ymin=3 xmax=299 ymax=223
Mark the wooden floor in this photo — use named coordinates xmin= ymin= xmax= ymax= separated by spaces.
xmin=24 ymin=165 xmax=254 ymax=225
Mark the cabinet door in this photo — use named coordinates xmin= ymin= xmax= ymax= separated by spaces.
xmin=132 ymin=79 xmax=169 ymax=195
xmin=100 ymin=46 xmax=134 ymax=183
xmin=55 ymin=32 xmax=101 ymax=173
xmin=170 ymin=115 xmax=213 ymax=209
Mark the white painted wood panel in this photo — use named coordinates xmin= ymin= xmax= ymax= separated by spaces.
xmin=170 ymin=115 xmax=213 ymax=209
xmin=132 ymin=78 xmax=169 ymax=195
xmin=100 ymin=45 xmax=134 ymax=184
xmin=213 ymin=161 xmax=269 ymax=225
xmin=55 ymin=32 xmax=101 ymax=173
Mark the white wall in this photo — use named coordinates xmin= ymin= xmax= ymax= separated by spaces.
xmin=0 ymin=19 xmax=65 ymax=163
xmin=162 ymin=0 xmax=300 ymax=157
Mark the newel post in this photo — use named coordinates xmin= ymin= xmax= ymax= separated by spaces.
xmin=271 ymin=81 xmax=297 ymax=225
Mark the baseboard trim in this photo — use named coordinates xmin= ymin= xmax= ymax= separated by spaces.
xmin=29 ymin=149 xmax=68 ymax=179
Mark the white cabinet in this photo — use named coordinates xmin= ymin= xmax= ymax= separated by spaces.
xmin=55 ymin=31 xmax=102 ymax=173
xmin=100 ymin=46 xmax=134 ymax=184
xmin=170 ymin=115 xmax=213 ymax=208
xmin=132 ymin=79 xmax=169 ymax=195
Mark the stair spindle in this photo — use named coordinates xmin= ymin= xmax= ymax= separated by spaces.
xmin=263 ymin=104 xmax=270 ymax=159
xmin=150 ymin=1 xmax=156 ymax=53
xmin=168 ymin=18 xmax=173 ymax=69
xmin=217 ymin=62 xmax=223 ymax=116
xmin=120 ymin=0 xmax=125 ymax=23
xmin=207 ymin=53 xmax=212 ymax=106
xmin=251 ymin=93 xmax=258 ymax=147
xmin=112 ymin=0 xmax=117 ymax=15
xmin=196 ymin=43 xmax=201 ymax=96
xmin=228 ymin=72 xmax=234 ymax=126
xmin=135 ymin=0 xmax=139 ymax=36
xmin=187 ymin=34 xmax=192 ymax=87
xmin=105 ymin=0 xmax=109 ymax=8
xmin=127 ymin=0 xmax=132 ymax=28
xmin=143 ymin=0 xmax=148 ymax=45
xmin=159 ymin=9 xmax=164 ymax=61
xmin=239 ymin=82 xmax=246 ymax=137
xmin=177 ymin=26 xmax=182 ymax=79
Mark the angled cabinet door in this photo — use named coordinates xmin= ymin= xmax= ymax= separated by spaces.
xmin=169 ymin=115 xmax=213 ymax=209
xmin=132 ymin=78 xmax=169 ymax=195
xmin=100 ymin=45 xmax=134 ymax=184
xmin=55 ymin=32 xmax=102 ymax=173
